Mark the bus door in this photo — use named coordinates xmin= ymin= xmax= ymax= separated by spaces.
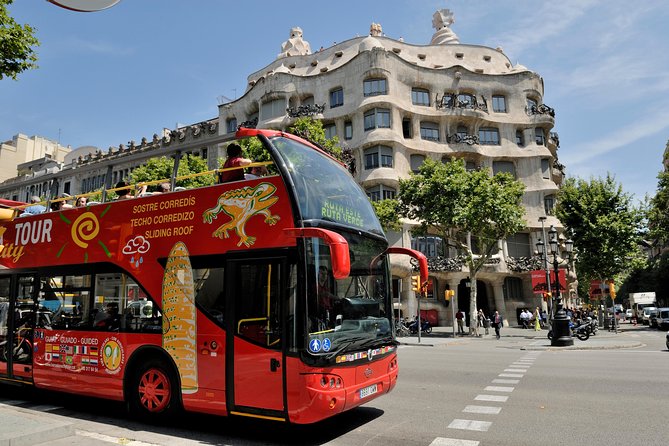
xmin=226 ymin=257 xmax=285 ymax=418
xmin=1 ymin=275 xmax=38 ymax=381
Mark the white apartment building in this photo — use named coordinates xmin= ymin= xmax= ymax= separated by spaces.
xmin=218 ymin=9 xmax=572 ymax=326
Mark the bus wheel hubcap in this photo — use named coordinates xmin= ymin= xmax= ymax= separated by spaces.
xmin=138 ymin=368 xmax=171 ymax=412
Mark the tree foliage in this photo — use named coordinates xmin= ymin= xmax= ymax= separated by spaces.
xmin=556 ymin=174 xmax=644 ymax=288
xmin=370 ymin=199 xmax=401 ymax=232
xmin=0 ymin=0 xmax=39 ymax=80
xmin=130 ymin=154 xmax=214 ymax=191
xmin=398 ymin=158 xmax=526 ymax=329
xmin=648 ymin=169 xmax=669 ymax=245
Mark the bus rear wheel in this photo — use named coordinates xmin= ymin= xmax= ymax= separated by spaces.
xmin=128 ymin=359 xmax=181 ymax=421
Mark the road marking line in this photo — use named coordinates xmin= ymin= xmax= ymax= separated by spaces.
xmin=493 ymin=379 xmax=519 ymax=384
xmin=475 ymin=394 xmax=508 ymax=402
xmin=429 ymin=437 xmax=480 ymax=446
xmin=484 ymin=386 xmax=514 ymax=392
xmin=448 ymin=419 xmax=492 ymax=432
xmin=498 ymin=373 xmax=524 ymax=378
xmin=27 ymin=404 xmax=62 ymax=412
xmin=511 ymin=363 xmax=531 ymax=366
xmin=504 ymin=369 xmax=527 ymax=373
xmin=463 ymin=405 xmax=502 ymax=414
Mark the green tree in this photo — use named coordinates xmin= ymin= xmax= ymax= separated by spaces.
xmin=398 ymin=158 xmax=526 ymax=331
xmin=1 ymin=0 xmax=39 ymax=80
xmin=648 ymin=168 xmax=669 ymax=246
xmin=130 ymin=154 xmax=214 ymax=192
xmin=556 ymin=174 xmax=644 ymax=305
xmin=370 ymin=199 xmax=401 ymax=232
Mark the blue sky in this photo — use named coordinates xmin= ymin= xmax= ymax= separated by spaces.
xmin=2 ymin=0 xmax=668 ymax=202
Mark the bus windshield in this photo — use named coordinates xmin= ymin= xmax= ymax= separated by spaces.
xmin=269 ymin=136 xmax=384 ymax=236
xmin=305 ymin=232 xmax=391 ymax=359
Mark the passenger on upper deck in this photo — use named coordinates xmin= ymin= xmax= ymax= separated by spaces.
xmin=22 ymin=196 xmax=47 ymax=216
xmin=218 ymin=143 xmax=252 ymax=183
xmin=115 ymin=181 xmax=146 ymax=199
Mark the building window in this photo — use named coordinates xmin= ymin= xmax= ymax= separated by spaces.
xmin=324 ymin=124 xmax=336 ymax=140
xmin=503 ymin=277 xmax=523 ymax=299
xmin=465 ymin=161 xmax=477 ymax=171
xmin=527 ymin=97 xmax=538 ymax=112
xmin=261 ymin=98 xmax=285 ymax=120
xmin=420 ymin=122 xmax=440 ymax=141
xmin=411 ymin=237 xmax=446 ymax=258
xmin=226 ymin=118 xmax=237 ymax=133
xmin=544 ymin=194 xmax=556 ymax=215
xmin=363 ymin=78 xmax=387 ymax=97
xmin=302 ymin=95 xmax=314 ymax=106
xmin=457 ymin=93 xmax=475 ymax=108
xmin=344 ymin=121 xmax=352 ymax=140
xmin=541 ymin=158 xmax=551 ymax=179
xmin=402 ymin=118 xmax=412 ymax=138
xmin=492 ymin=95 xmax=507 ymax=113
xmin=364 ymin=108 xmax=391 ymax=131
xmin=201 ymin=147 xmax=208 ymax=160
xmin=457 ymin=125 xmax=468 ymax=140
xmin=411 ymin=88 xmax=430 ymax=106
xmin=535 ymin=128 xmax=545 ymax=145
xmin=64 ymin=182 xmax=71 ymax=195
xmin=493 ymin=161 xmax=515 ymax=178
xmin=506 ymin=233 xmax=531 ymax=257
xmin=516 ymin=130 xmax=525 ymax=147
xmin=479 ymin=127 xmax=500 ymax=145
xmin=366 ymin=185 xmax=396 ymax=201
xmin=330 ymin=88 xmax=344 ymax=108
xmin=410 ymin=154 xmax=426 ymax=173
xmin=364 ymin=145 xmax=393 ymax=169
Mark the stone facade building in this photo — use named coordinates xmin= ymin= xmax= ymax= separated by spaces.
xmin=218 ymin=9 xmax=572 ymax=327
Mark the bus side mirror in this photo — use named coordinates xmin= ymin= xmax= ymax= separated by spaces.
xmin=283 ymin=227 xmax=350 ymax=279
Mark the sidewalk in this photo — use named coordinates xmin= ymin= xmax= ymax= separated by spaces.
xmin=398 ymin=322 xmax=646 ymax=350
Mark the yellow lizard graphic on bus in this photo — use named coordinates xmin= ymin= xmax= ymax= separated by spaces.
xmin=202 ymin=183 xmax=280 ymax=247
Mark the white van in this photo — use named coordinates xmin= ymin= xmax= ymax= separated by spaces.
xmin=642 ymin=306 xmax=658 ymax=325
xmin=655 ymin=308 xmax=669 ymax=330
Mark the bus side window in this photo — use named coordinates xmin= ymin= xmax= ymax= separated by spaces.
xmin=194 ymin=267 xmax=225 ymax=325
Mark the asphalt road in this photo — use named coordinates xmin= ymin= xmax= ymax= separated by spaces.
xmin=0 ymin=325 xmax=667 ymax=446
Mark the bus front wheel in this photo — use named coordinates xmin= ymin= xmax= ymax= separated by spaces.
xmin=128 ymin=359 xmax=181 ymax=421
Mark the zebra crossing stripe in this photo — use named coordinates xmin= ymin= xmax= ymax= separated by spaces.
xmin=429 ymin=438 xmax=480 ymax=446
xmin=463 ymin=405 xmax=502 ymax=415
xmin=475 ymin=394 xmax=508 ymax=402
xmin=484 ymin=386 xmax=514 ymax=392
xmin=448 ymin=419 xmax=492 ymax=432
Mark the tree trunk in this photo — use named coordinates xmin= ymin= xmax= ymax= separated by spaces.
xmin=469 ymin=271 xmax=478 ymax=336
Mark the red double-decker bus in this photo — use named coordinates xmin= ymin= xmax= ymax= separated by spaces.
xmin=0 ymin=128 xmax=426 ymax=424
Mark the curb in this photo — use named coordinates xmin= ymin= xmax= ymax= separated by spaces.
xmin=0 ymin=406 xmax=73 ymax=446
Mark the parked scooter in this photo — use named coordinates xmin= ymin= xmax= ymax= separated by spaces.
xmin=408 ymin=317 xmax=432 ymax=334
xmin=547 ymin=320 xmax=590 ymax=341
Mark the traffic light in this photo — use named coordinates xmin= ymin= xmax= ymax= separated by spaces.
xmin=608 ymin=281 xmax=616 ymax=300
xmin=444 ymin=289 xmax=454 ymax=301
xmin=542 ymin=292 xmax=551 ymax=301
xmin=411 ymin=275 xmax=421 ymax=292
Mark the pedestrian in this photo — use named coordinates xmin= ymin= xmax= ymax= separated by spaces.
xmin=477 ymin=309 xmax=488 ymax=336
xmin=534 ymin=307 xmax=541 ymax=331
xmin=520 ymin=308 xmax=530 ymax=329
xmin=455 ymin=309 xmax=464 ymax=335
xmin=492 ymin=310 xmax=502 ymax=339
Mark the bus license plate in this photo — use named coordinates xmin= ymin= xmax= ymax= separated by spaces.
xmin=359 ymin=384 xmax=378 ymax=399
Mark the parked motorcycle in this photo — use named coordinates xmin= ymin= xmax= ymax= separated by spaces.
xmin=547 ymin=321 xmax=589 ymax=341
xmin=408 ymin=317 xmax=432 ymax=334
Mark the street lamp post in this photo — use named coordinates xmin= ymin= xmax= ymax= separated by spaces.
xmin=538 ymin=216 xmax=552 ymax=324
xmin=546 ymin=225 xmax=573 ymax=347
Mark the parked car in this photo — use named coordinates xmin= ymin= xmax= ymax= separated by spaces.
xmin=642 ymin=306 xmax=658 ymax=325
xmin=649 ymin=308 xmax=661 ymax=328
xmin=655 ymin=308 xmax=669 ymax=330
xmin=666 ymin=330 xmax=669 ymax=350
xmin=626 ymin=309 xmax=633 ymax=320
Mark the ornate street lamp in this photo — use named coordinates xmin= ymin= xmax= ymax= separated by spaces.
xmin=547 ymin=225 xmax=573 ymax=346
xmin=537 ymin=216 xmax=552 ymax=323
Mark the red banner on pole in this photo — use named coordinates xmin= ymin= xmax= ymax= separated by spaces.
xmin=531 ymin=269 xmax=566 ymax=294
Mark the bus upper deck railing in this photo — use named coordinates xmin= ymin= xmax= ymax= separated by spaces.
xmin=7 ymin=161 xmax=275 ymax=216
